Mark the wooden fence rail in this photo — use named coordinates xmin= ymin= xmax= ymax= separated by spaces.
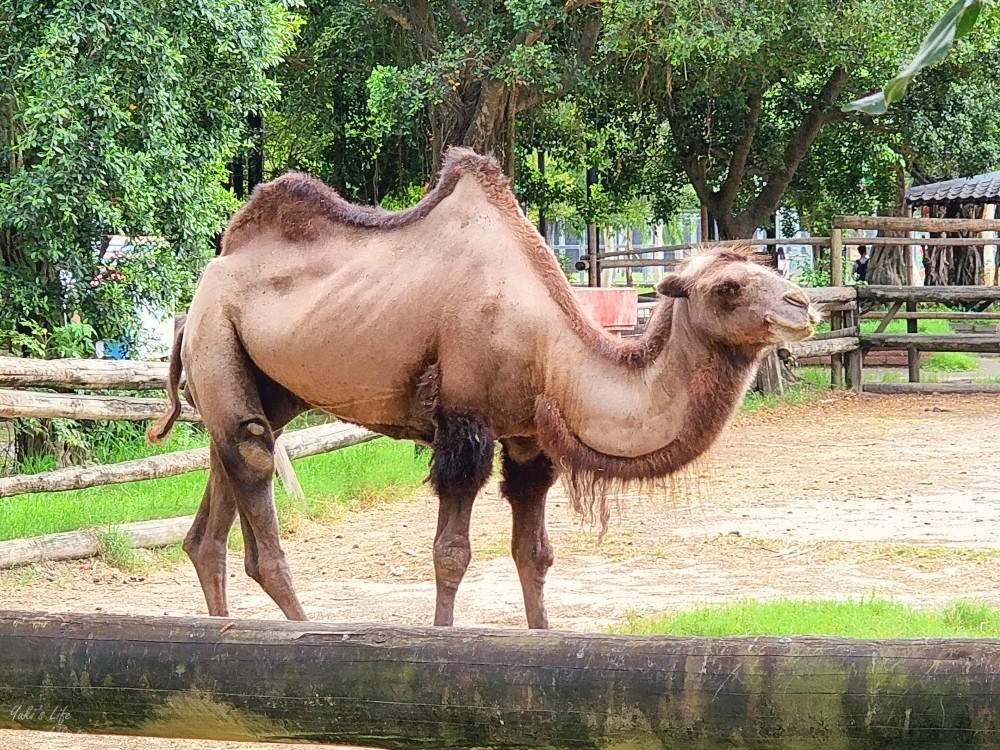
xmin=3 ymin=610 xmax=1000 ymax=749
xmin=858 ymin=285 xmax=1000 ymax=304
xmin=0 ymin=422 xmax=376 ymax=500
xmin=0 ymin=355 xmax=169 ymax=390
xmin=0 ymin=389 xmax=199 ymax=422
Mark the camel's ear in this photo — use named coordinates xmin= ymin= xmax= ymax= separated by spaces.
xmin=657 ymin=274 xmax=690 ymax=298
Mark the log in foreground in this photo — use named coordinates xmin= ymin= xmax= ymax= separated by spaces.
xmin=0 ymin=422 xmax=377 ymax=499
xmin=0 ymin=355 xmax=169 ymax=390
xmin=2 ymin=611 xmax=1000 ymax=749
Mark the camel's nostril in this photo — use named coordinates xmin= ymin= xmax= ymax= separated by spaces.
xmin=783 ymin=293 xmax=810 ymax=309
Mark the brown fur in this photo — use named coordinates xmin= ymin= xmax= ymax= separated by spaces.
xmin=221 ymin=148 xmax=675 ymax=369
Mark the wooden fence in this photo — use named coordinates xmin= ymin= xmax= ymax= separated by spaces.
xmin=0 ymin=355 xmax=377 ymax=567
xmin=3 ymin=610 xmax=1000 ymax=748
xmin=577 ymin=214 xmax=1000 ymax=288
xmin=636 ymin=282 xmax=1000 ymax=395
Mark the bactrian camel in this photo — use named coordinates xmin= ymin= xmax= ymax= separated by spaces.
xmin=149 ymin=147 xmax=819 ymax=629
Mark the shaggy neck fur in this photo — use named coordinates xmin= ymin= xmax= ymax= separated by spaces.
xmin=534 ymin=300 xmax=763 ymax=529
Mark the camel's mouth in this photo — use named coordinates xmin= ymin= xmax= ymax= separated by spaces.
xmin=765 ymin=315 xmax=815 ymax=343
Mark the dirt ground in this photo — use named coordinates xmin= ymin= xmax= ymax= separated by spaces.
xmin=3 ymin=392 xmax=1000 ymax=750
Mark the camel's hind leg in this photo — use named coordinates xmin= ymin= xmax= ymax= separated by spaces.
xmin=429 ymin=411 xmax=495 ymax=626
xmin=185 ymin=336 xmax=307 ymax=621
xmin=500 ymin=438 xmax=557 ymax=629
xmin=183 ymin=445 xmax=237 ymax=616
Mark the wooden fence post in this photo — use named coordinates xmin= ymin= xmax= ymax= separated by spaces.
xmin=829 ymin=228 xmax=845 ymax=388
xmin=906 ymin=301 xmax=920 ymax=383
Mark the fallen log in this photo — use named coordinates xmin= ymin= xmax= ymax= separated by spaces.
xmin=0 ymin=389 xmax=199 ymax=422
xmin=0 ymin=422 xmax=377 ymax=499
xmin=0 ymin=516 xmax=194 ymax=568
xmin=3 ymin=611 xmax=1000 ymax=748
xmin=0 ymin=355 xmax=169 ymax=390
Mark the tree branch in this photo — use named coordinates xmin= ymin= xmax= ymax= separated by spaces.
xmin=740 ymin=67 xmax=849 ymax=228
xmin=444 ymin=0 xmax=468 ymax=34
xmin=513 ymin=10 xmax=601 ymax=114
xmin=564 ymin=0 xmax=601 ymax=10
xmin=407 ymin=0 xmax=439 ymax=54
xmin=718 ymin=89 xmax=763 ymax=208
xmin=376 ymin=2 xmax=412 ymax=31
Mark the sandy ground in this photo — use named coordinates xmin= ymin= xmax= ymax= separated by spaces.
xmin=3 ymin=392 xmax=1000 ymax=749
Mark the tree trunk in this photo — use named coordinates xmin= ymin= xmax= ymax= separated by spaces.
xmin=868 ymin=165 xmax=908 ymax=285
xmin=924 ymin=204 xmax=955 ymax=286
xmin=430 ymin=80 xmax=517 ymax=177
xmin=951 ymin=204 xmax=984 ymax=285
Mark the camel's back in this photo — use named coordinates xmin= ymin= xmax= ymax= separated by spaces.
xmin=191 ymin=173 xmax=574 ymax=432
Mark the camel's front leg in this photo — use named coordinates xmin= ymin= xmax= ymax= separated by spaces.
xmin=429 ymin=411 xmax=495 ymax=626
xmin=500 ymin=438 xmax=557 ymax=629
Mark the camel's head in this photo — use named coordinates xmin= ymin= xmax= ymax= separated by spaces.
xmin=657 ymin=247 xmax=820 ymax=345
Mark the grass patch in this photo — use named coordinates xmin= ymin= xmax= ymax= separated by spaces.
xmin=96 ymin=527 xmax=147 ymax=572
xmin=741 ymin=386 xmax=820 ymax=413
xmin=794 ymin=366 xmax=831 ymax=387
xmin=923 ymin=352 xmax=979 ymax=372
xmin=1 ymin=434 xmax=429 ymax=543
xmin=818 ymin=318 xmax=953 ymax=335
xmin=613 ymin=597 xmax=1000 ymax=638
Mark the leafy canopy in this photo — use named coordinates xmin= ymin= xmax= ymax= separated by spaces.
xmin=0 ymin=0 xmax=298 ymax=353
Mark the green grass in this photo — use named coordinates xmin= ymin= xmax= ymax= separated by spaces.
xmin=923 ymin=352 xmax=980 ymax=372
xmin=96 ymin=527 xmax=147 ymax=572
xmin=613 ymin=598 xmax=1000 ymax=639
xmin=816 ymin=318 xmax=953 ymax=335
xmin=740 ymin=386 xmax=820 ymax=413
xmin=0 ymin=430 xmax=429 ymax=543
xmin=795 ymin=366 xmax=831 ymax=387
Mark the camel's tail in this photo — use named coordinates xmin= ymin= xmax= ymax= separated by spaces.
xmin=146 ymin=314 xmax=186 ymax=444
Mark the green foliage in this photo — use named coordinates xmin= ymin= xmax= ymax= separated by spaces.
xmin=924 ymin=352 xmax=980 ymax=371
xmin=740 ymin=386 xmax=821 ymax=413
xmin=846 ymin=0 xmax=987 ymax=114
xmin=614 ymin=597 xmax=1000 ymax=638
xmin=0 ymin=0 xmax=298 ymax=349
xmin=597 ymin=0 xmax=960 ymax=238
xmin=5 ymin=318 xmax=95 ymax=358
xmin=793 ymin=255 xmax=832 ymax=288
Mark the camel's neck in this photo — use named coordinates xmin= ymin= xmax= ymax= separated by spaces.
xmin=538 ymin=301 xmax=761 ymax=475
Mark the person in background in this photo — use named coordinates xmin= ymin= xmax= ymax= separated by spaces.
xmin=852 ymin=245 xmax=869 ymax=283
xmin=771 ymin=245 xmax=789 ymax=278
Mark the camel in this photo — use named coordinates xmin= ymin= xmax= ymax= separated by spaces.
xmin=148 ymin=147 xmax=819 ymax=629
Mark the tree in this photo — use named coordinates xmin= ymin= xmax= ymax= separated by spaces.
xmin=266 ymin=0 xmax=431 ymax=205
xmin=602 ymin=0 xmax=958 ymax=239
xmin=360 ymin=0 xmax=603 ymax=175
xmin=0 ymin=0 xmax=297 ymax=354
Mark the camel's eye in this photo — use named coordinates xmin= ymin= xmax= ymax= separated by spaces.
xmin=714 ymin=279 xmax=742 ymax=297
